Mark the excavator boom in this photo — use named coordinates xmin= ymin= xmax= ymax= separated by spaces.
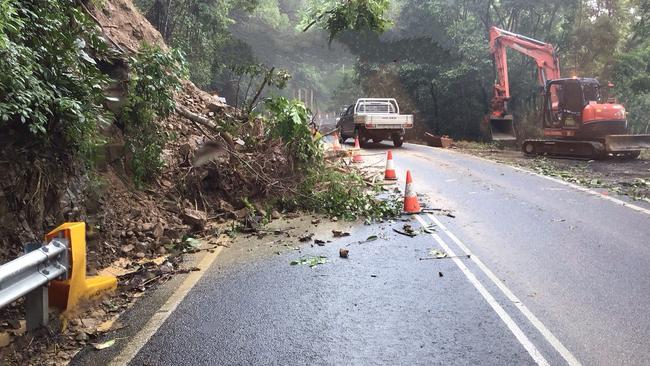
xmin=487 ymin=26 xmax=560 ymax=141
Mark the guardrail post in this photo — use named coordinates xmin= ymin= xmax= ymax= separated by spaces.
xmin=25 ymin=286 xmax=48 ymax=331
xmin=22 ymin=242 xmax=49 ymax=331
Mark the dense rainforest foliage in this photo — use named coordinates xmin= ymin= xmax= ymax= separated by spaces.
xmin=135 ymin=0 xmax=650 ymax=139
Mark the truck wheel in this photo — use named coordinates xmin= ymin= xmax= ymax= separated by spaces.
xmin=392 ymin=134 xmax=404 ymax=148
xmin=339 ymin=134 xmax=347 ymax=144
xmin=355 ymin=128 xmax=369 ymax=147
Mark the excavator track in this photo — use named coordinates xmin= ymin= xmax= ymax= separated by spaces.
xmin=522 ymin=139 xmax=608 ymax=159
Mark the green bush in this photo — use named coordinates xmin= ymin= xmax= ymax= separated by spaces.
xmin=0 ymin=0 xmax=112 ymax=160
xmin=264 ymin=96 xmax=322 ymax=169
xmin=122 ymin=44 xmax=186 ymax=184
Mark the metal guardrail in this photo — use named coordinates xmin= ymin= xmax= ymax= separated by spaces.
xmin=0 ymin=238 xmax=69 ymax=330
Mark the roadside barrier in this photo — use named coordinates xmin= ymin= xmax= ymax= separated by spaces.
xmin=403 ymin=170 xmax=422 ymax=213
xmin=0 ymin=222 xmax=117 ymax=331
xmin=384 ymin=150 xmax=397 ymax=180
xmin=352 ymin=136 xmax=364 ymax=163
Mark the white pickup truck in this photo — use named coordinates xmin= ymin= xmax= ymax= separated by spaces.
xmin=336 ymin=98 xmax=414 ymax=147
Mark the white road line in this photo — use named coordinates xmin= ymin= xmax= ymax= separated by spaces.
xmin=109 ymin=246 xmax=224 ymax=366
xmin=406 ymin=143 xmax=650 ymax=217
xmin=426 ymin=213 xmax=581 ymax=366
xmin=414 ymin=215 xmax=549 ymax=365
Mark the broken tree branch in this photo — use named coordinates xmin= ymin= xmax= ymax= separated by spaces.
xmin=302 ymin=10 xmax=335 ymax=32
xmin=174 ymin=104 xmax=235 ymax=150
xmin=247 ymin=67 xmax=275 ymax=113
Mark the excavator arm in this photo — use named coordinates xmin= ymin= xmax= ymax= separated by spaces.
xmin=487 ymin=26 xmax=561 ymax=140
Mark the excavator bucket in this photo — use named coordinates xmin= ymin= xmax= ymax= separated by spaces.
xmin=605 ymin=134 xmax=650 ymax=152
xmin=489 ymin=117 xmax=517 ymax=141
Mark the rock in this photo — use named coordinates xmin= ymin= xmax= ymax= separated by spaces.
xmin=234 ymin=207 xmax=250 ymax=220
xmin=332 ymin=230 xmax=350 ymax=238
xmin=6 ymin=319 xmax=20 ymax=330
xmin=156 ymin=246 xmax=167 ymax=255
xmin=206 ymin=101 xmax=226 ymax=113
xmin=181 ymin=208 xmax=207 ymax=230
xmin=159 ymin=262 xmax=174 ymax=274
xmin=163 ymin=228 xmax=183 ymax=240
xmin=135 ymin=252 xmax=145 ymax=259
xmin=311 ymin=218 xmax=321 ymax=225
xmin=120 ymin=244 xmax=135 ymax=254
xmin=141 ymin=222 xmax=155 ymax=231
xmin=0 ymin=332 xmax=11 ymax=347
xmin=314 ymin=239 xmax=326 ymax=246
xmin=270 ymin=210 xmax=281 ymax=220
xmin=339 ymin=248 xmax=349 ymax=258
xmin=217 ymin=199 xmax=234 ymax=213
xmin=299 ymin=233 xmax=314 ymax=242
xmin=75 ymin=332 xmax=89 ymax=342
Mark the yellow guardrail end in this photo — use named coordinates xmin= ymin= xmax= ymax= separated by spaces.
xmin=45 ymin=222 xmax=117 ymax=311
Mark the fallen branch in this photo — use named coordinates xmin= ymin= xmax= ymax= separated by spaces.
xmin=174 ymin=104 xmax=235 ymax=149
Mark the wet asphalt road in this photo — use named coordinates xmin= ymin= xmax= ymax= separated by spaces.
xmin=76 ymin=143 xmax=650 ymax=366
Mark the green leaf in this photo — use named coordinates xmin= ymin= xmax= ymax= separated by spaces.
xmin=92 ymin=339 xmax=116 ymax=350
xmin=290 ymin=255 xmax=328 ymax=267
xmin=78 ymin=50 xmax=96 ymax=65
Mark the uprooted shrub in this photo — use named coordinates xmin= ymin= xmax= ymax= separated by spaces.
xmin=264 ymin=96 xmax=323 ymax=169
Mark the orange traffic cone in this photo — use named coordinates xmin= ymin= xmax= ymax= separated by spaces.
xmin=332 ymin=132 xmax=342 ymax=151
xmin=352 ymin=136 xmax=364 ymax=163
xmin=403 ymin=170 xmax=421 ymax=213
xmin=384 ymin=150 xmax=397 ymax=180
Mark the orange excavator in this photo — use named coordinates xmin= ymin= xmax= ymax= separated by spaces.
xmin=487 ymin=26 xmax=650 ymax=159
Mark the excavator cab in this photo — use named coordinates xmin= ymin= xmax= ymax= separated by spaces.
xmin=542 ymin=78 xmax=590 ymax=129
